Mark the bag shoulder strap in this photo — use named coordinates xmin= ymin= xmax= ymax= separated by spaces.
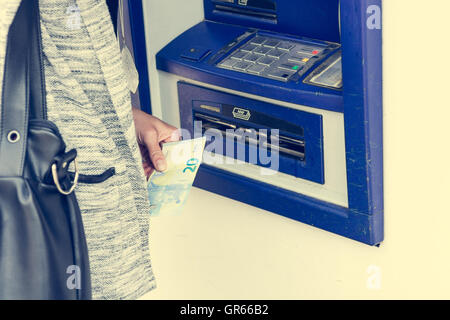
xmin=0 ymin=0 xmax=45 ymax=176
xmin=30 ymin=0 xmax=47 ymax=120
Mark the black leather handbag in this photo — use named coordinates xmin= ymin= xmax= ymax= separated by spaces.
xmin=0 ymin=0 xmax=114 ymax=300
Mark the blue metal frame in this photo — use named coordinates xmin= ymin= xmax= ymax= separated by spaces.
xmin=155 ymin=0 xmax=384 ymax=245
xmin=341 ymin=0 xmax=384 ymax=223
xmin=128 ymin=0 xmax=152 ymax=114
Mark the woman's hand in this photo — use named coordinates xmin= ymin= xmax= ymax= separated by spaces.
xmin=132 ymin=107 xmax=180 ymax=179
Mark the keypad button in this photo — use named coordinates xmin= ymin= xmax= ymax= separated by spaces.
xmin=263 ymin=39 xmax=280 ymax=48
xmin=246 ymin=64 xmax=267 ymax=75
xmin=278 ymin=62 xmax=303 ymax=72
xmin=233 ymin=61 xmax=253 ymax=71
xmin=253 ymin=46 xmax=272 ymax=55
xmin=257 ymin=56 xmax=276 ymax=66
xmin=250 ymin=36 xmax=267 ymax=45
xmin=267 ymin=49 xmax=286 ymax=59
xmin=244 ymin=54 xmax=261 ymax=63
xmin=240 ymin=43 xmax=258 ymax=52
xmin=288 ymin=52 xmax=311 ymax=64
xmin=230 ymin=50 xmax=248 ymax=60
xmin=296 ymin=45 xmax=324 ymax=56
xmin=288 ymin=57 xmax=304 ymax=64
xmin=277 ymin=42 xmax=295 ymax=51
xmin=266 ymin=69 xmax=293 ymax=82
xmin=219 ymin=58 xmax=238 ymax=69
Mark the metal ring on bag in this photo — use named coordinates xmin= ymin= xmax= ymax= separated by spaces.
xmin=7 ymin=130 xmax=21 ymax=143
xmin=51 ymin=158 xmax=79 ymax=196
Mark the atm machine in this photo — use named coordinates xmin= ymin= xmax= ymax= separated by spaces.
xmin=149 ymin=0 xmax=383 ymax=245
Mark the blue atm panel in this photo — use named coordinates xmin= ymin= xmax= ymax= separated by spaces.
xmin=156 ymin=0 xmax=383 ymax=245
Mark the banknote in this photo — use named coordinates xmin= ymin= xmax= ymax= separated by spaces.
xmin=147 ymin=137 xmax=206 ymax=216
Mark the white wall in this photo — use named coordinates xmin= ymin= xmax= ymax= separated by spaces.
xmin=141 ymin=0 xmax=450 ymax=299
xmin=142 ymin=0 xmax=204 ymax=119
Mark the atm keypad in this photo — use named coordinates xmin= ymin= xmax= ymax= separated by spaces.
xmin=218 ymin=34 xmax=333 ymax=82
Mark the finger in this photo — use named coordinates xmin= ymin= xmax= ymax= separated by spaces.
xmin=139 ymin=144 xmax=151 ymax=164
xmin=143 ymin=160 xmax=152 ymax=172
xmin=163 ymin=128 xmax=181 ymax=143
xmin=142 ymin=131 xmax=167 ymax=172
xmin=142 ymin=161 xmax=155 ymax=176
xmin=144 ymin=166 xmax=154 ymax=180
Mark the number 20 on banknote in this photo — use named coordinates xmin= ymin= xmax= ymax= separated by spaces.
xmin=183 ymin=158 xmax=199 ymax=173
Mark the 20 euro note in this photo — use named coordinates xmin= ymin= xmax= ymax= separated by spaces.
xmin=147 ymin=137 xmax=206 ymax=216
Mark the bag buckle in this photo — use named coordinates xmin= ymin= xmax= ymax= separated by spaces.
xmin=51 ymin=157 xmax=79 ymax=195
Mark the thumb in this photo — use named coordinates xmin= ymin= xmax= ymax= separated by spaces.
xmin=143 ymin=132 xmax=167 ymax=172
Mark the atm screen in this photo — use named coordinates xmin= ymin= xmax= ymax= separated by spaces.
xmin=304 ymin=51 xmax=343 ymax=89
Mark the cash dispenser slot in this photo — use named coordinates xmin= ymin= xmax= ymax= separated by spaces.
xmin=213 ymin=0 xmax=278 ymax=22
xmin=179 ymin=83 xmax=324 ymax=184
xmin=195 ymin=112 xmax=305 ymax=160
xmin=214 ymin=5 xmax=277 ymax=21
